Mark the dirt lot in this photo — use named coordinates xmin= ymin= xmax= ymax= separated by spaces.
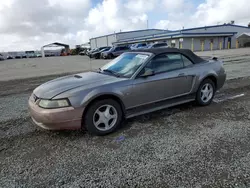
xmin=1 ymin=48 xmax=250 ymax=187
xmin=0 ymin=48 xmax=250 ymax=81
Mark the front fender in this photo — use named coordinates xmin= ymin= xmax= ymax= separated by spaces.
xmin=79 ymin=89 xmax=126 ymax=107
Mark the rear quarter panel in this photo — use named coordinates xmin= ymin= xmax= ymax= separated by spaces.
xmin=191 ymin=60 xmax=226 ymax=93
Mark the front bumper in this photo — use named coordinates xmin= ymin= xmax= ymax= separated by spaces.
xmin=28 ymin=96 xmax=83 ymax=130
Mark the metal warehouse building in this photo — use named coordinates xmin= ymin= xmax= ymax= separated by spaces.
xmin=90 ymin=24 xmax=250 ymax=51
xmin=90 ymin=29 xmax=167 ymax=49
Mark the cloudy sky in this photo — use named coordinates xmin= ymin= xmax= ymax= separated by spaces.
xmin=0 ymin=0 xmax=249 ymax=51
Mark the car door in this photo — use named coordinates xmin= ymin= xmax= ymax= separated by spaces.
xmin=130 ymin=53 xmax=194 ymax=108
xmin=112 ymin=47 xmax=121 ymax=56
xmin=154 ymin=43 xmax=168 ymax=48
xmin=118 ymin=46 xmax=129 ymax=55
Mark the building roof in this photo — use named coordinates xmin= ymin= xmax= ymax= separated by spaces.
xmin=113 ymin=24 xmax=250 ymax=44
xmin=132 ymin=48 xmax=205 ymax=64
xmin=89 ymin=29 xmax=168 ymax=40
xmin=43 ymin=42 xmax=69 ymax=48
xmin=180 ymin=24 xmax=250 ymax=32
xmin=114 ymin=32 xmax=237 ymax=45
xmin=236 ymin=32 xmax=250 ymax=39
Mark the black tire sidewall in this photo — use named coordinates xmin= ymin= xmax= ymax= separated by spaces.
xmin=196 ymin=79 xmax=215 ymax=106
xmin=84 ymin=99 xmax=123 ymax=136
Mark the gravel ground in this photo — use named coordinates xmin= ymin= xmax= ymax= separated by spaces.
xmin=1 ymin=76 xmax=250 ymax=187
xmin=1 ymin=49 xmax=250 ymax=187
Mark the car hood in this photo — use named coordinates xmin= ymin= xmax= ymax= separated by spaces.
xmin=33 ymin=72 xmax=121 ymax=99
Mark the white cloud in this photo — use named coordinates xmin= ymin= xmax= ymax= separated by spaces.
xmin=155 ymin=20 xmax=170 ymax=30
xmin=0 ymin=0 xmax=90 ymax=51
xmin=162 ymin=0 xmax=184 ymax=12
xmin=155 ymin=0 xmax=250 ymax=31
xmin=0 ymin=0 xmax=250 ymax=51
xmin=125 ymin=0 xmax=157 ymax=13
xmin=155 ymin=20 xmax=185 ymax=30
xmin=83 ymin=0 xmax=149 ymax=38
xmin=192 ymin=0 xmax=250 ymax=26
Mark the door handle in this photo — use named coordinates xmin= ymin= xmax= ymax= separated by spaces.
xmin=178 ymin=73 xmax=185 ymax=76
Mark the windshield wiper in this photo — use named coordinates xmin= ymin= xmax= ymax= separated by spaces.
xmin=102 ymin=69 xmax=121 ymax=77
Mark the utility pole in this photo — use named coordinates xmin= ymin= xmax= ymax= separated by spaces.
xmin=147 ymin=20 xmax=149 ymax=29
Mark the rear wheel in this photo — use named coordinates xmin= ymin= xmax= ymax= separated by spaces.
xmin=84 ymin=99 xmax=123 ymax=136
xmin=196 ymin=79 xmax=215 ymax=106
xmin=108 ymin=53 xmax=114 ymax=59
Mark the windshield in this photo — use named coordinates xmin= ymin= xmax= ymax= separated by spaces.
xmin=106 ymin=47 xmax=115 ymax=52
xmin=100 ymin=53 xmax=149 ymax=77
xmin=146 ymin=44 xmax=153 ymax=48
xmin=100 ymin=48 xmax=110 ymax=52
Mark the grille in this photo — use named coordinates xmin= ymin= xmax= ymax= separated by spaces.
xmin=33 ymin=94 xmax=39 ymax=102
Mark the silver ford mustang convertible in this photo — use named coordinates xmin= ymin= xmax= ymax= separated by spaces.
xmin=28 ymin=48 xmax=226 ymax=135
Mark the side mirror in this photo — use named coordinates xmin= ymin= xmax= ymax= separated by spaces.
xmin=140 ymin=68 xmax=155 ymax=77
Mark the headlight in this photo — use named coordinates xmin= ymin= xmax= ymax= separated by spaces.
xmin=38 ymin=99 xmax=70 ymax=109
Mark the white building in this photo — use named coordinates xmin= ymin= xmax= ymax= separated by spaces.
xmin=89 ymin=29 xmax=167 ymax=49
xmin=90 ymin=24 xmax=250 ymax=51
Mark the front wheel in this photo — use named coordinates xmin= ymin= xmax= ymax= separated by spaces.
xmin=84 ymin=99 xmax=123 ymax=136
xmin=196 ymin=79 xmax=215 ymax=106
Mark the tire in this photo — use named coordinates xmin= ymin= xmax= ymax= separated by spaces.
xmin=108 ymin=53 xmax=113 ymax=59
xmin=196 ymin=79 xmax=215 ymax=106
xmin=84 ymin=99 xmax=123 ymax=136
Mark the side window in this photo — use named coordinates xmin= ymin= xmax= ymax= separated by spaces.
xmin=145 ymin=53 xmax=184 ymax=74
xmin=115 ymin=47 xmax=120 ymax=51
xmin=182 ymin=55 xmax=193 ymax=67
xmin=120 ymin=46 xmax=128 ymax=50
xmin=154 ymin=43 xmax=167 ymax=48
xmin=152 ymin=44 xmax=159 ymax=48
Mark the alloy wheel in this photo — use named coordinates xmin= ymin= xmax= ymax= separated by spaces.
xmin=200 ymin=83 xmax=214 ymax=103
xmin=93 ymin=105 xmax=118 ymax=131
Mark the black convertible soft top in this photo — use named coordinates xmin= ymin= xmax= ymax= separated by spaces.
xmin=132 ymin=48 xmax=205 ymax=64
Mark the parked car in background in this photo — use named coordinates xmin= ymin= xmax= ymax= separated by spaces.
xmin=92 ymin=47 xmax=112 ymax=59
xmin=6 ymin=54 xmax=14 ymax=59
xmin=26 ymin=51 xmax=36 ymax=58
xmin=79 ymin=48 xmax=91 ymax=56
xmin=89 ymin=47 xmax=110 ymax=58
xmin=0 ymin=54 xmax=4 ymax=61
xmin=28 ymin=48 xmax=226 ymax=136
xmin=15 ymin=53 xmax=23 ymax=59
xmin=102 ymin=46 xmax=130 ymax=59
xmin=36 ymin=53 xmax=42 ymax=58
xmin=79 ymin=51 xmax=84 ymax=56
xmin=86 ymin=48 xmax=97 ymax=57
xmin=147 ymin=42 xmax=169 ymax=49
xmin=79 ymin=51 xmax=88 ymax=56
xmin=130 ymin=43 xmax=148 ymax=50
